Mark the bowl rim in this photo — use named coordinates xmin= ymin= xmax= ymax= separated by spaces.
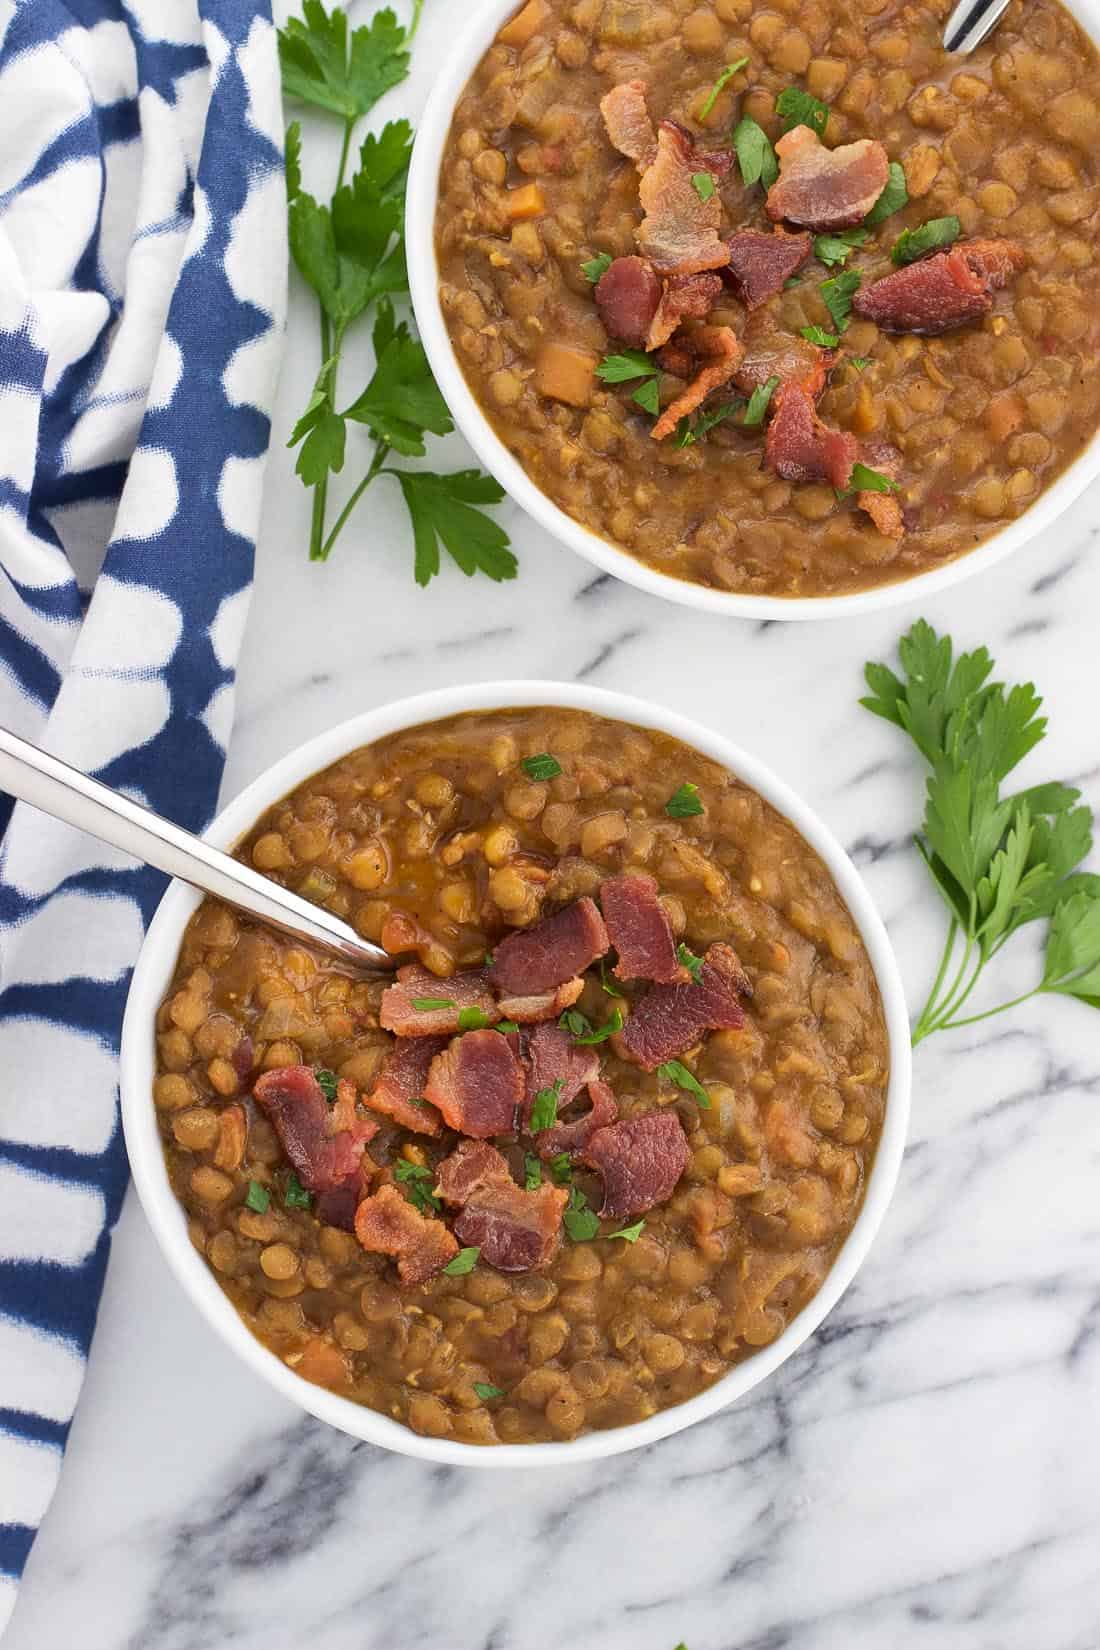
xmin=405 ymin=0 xmax=1100 ymax=620
xmin=120 ymin=681 xmax=912 ymax=1467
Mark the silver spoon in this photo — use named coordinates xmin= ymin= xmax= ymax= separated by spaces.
xmin=943 ymin=0 xmax=1012 ymax=53
xmin=0 ymin=725 xmax=396 ymax=976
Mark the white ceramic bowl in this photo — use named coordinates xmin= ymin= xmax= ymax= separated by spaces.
xmin=121 ymin=682 xmax=912 ymax=1466
xmin=407 ymin=0 xmax=1100 ymax=620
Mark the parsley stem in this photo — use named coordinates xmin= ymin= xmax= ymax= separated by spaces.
xmin=407 ymin=0 xmax=426 ymax=42
xmin=935 ymin=986 xmax=1042 ymax=1031
xmin=336 ymin=115 xmax=355 ymax=192
xmin=913 ymin=917 xmax=958 ymax=1042
xmin=308 ymin=116 xmax=355 ymax=561
xmin=320 ymin=439 xmax=391 ymax=559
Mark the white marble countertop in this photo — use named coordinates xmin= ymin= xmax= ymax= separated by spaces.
xmin=7 ymin=7 xmax=1100 ymax=1646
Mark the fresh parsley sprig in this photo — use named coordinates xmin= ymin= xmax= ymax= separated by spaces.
xmin=863 ymin=620 xmax=1100 ymax=1044
xmin=280 ymin=2 xmax=515 ymax=583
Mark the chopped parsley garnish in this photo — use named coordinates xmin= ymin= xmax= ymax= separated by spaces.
xmin=820 ymin=269 xmax=862 ymax=334
xmin=801 ymin=323 xmax=840 ymax=348
xmin=741 ymin=375 xmax=780 ymax=429
xmin=632 ymin=377 xmax=662 ymax=417
xmin=582 ymin=251 xmax=613 ymax=283
xmin=529 ymin=1078 xmax=564 ymax=1134
xmin=457 ymin=1005 xmax=491 ymax=1031
xmin=813 ymin=228 xmax=867 ymax=268
xmin=775 ymin=86 xmax=829 ymax=137
xmin=665 ymin=781 xmax=705 ymax=818
xmin=563 ymin=1185 xmax=601 ymax=1242
xmin=245 ymin=1180 xmax=270 ymax=1213
xmin=784 ymin=275 xmax=803 ymax=289
xmin=570 ymin=1006 xmax=624 ymax=1045
xmin=658 ymin=1059 xmax=712 ymax=1109
xmin=596 ymin=349 xmax=658 ymax=384
xmin=524 ymin=1152 xmax=543 ymax=1191
xmin=699 ymin=56 xmax=749 ymax=118
xmin=495 ymin=1019 xmax=520 ymax=1034
xmin=732 ymin=116 xmax=778 ymax=190
xmin=691 ymin=170 xmax=717 ymax=203
xmin=850 ymin=355 xmax=872 ymax=370
xmin=839 ymin=462 xmax=899 ymax=498
xmin=284 ymin=1172 xmax=313 ymax=1209
xmin=521 ymin=752 xmax=562 ymax=780
xmin=559 ymin=1008 xmax=590 ymax=1039
xmin=600 ymin=960 xmax=625 ymax=998
xmin=443 ymin=1246 xmax=480 ymax=1276
xmin=474 ymin=1382 xmax=505 ymax=1401
xmin=674 ymin=400 xmax=740 ymax=448
xmin=411 ymin=995 xmax=454 ymax=1011
xmin=609 ymin=1219 xmax=645 ymax=1243
xmin=394 ymin=1157 xmax=441 ymax=1215
xmin=864 ymin=161 xmax=909 ymax=226
xmin=891 ymin=214 xmax=961 ymax=266
xmin=549 ymin=1152 xmax=574 ymax=1185
xmin=315 ymin=1067 xmax=338 ymax=1101
xmin=677 ymin=943 xmax=704 ymax=982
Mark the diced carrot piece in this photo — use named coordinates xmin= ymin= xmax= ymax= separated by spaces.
xmin=295 ymin=1337 xmax=350 ymax=1389
xmin=985 ymin=392 xmax=1026 ymax=442
xmin=497 ymin=0 xmax=549 ymax=47
xmin=505 ymin=182 xmax=546 ymax=222
xmin=534 ymin=342 xmax=598 ymax=407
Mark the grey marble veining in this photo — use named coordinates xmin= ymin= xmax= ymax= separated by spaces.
xmin=7 ymin=4 xmax=1100 ymax=1645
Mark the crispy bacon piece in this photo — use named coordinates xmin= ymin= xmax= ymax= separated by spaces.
xmin=380 ymin=963 xmax=497 ymax=1037
xmin=435 ymin=1139 xmax=568 ymax=1271
xmin=764 ymin=368 xmax=858 ymax=488
xmin=651 ymin=325 xmax=743 ymax=441
xmin=535 ymin=1077 xmax=619 ymax=1160
xmin=581 ymin=1112 xmax=691 ymax=1219
xmin=489 ymin=897 xmax=609 ymax=997
xmin=723 ymin=228 xmax=812 ymax=309
xmin=734 ymin=329 xmax=830 ymax=395
xmin=594 ymin=255 xmax=663 ymax=347
xmin=497 ymin=977 xmax=584 ymax=1025
xmin=638 ymin=121 xmax=731 ymax=276
xmin=519 ymin=1020 xmax=600 ymax=1127
xmin=601 ymin=873 xmax=686 ymax=984
xmin=424 ymin=1029 xmax=524 ymax=1138
xmin=857 ymin=441 xmax=905 ymax=539
xmin=612 ymin=942 xmax=752 ymax=1070
xmin=366 ymin=1036 xmax=447 ymax=1134
xmin=766 ymin=126 xmax=890 ymax=231
xmin=354 ymin=1184 xmax=457 ymax=1285
xmin=435 ymin=1139 xmax=512 ymax=1206
xmin=315 ymin=1185 xmax=361 ymax=1231
xmin=646 ymin=271 xmax=724 ymax=350
xmin=600 ymin=79 xmax=657 ymax=169
xmin=852 ymin=238 xmax=1026 ymax=335
xmin=253 ymin=1066 xmax=378 ymax=1193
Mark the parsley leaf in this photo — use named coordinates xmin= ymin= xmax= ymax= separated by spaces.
xmin=279 ymin=2 xmax=409 ymax=121
xmin=839 ymin=462 xmax=899 ymax=498
xmin=343 ymin=301 xmax=453 ymax=455
xmin=732 ymin=117 xmax=778 ymax=190
xmin=495 ymin=1019 xmax=520 ymax=1034
xmin=524 ymin=1152 xmax=543 ymax=1191
xmin=1043 ymin=892 xmax=1100 ymax=1004
xmin=674 ymin=401 xmax=741 ymax=448
xmin=597 ymin=349 xmax=658 ymax=384
xmin=609 ymin=1219 xmax=645 ymax=1243
xmin=813 ymin=228 xmax=867 ymax=268
xmin=549 ymin=1153 xmax=573 ymax=1185
xmin=246 ymin=1181 xmax=270 ymax=1213
xmin=286 ymin=120 xmax=303 ymax=200
xmin=600 ymin=960 xmax=625 ymax=997
xmin=864 ymin=161 xmax=908 ymax=226
xmin=820 ymin=270 xmax=862 ymax=334
xmin=315 ymin=1068 xmax=338 ymax=1101
xmin=284 ymin=1172 xmax=313 ymax=1209
xmin=666 ymin=781 xmax=705 ymax=818
xmin=522 ymin=752 xmax=562 ymax=780
xmin=741 ymin=376 xmax=780 ymax=429
xmin=288 ymin=355 xmax=346 ymax=484
xmin=394 ymin=1157 xmax=441 ymax=1215
xmin=443 ymin=1246 xmax=480 ymax=1276
xmin=700 ymin=57 xmax=749 ymax=118
xmin=633 ymin=377 xmax=662 ymax=417
xmin=393 ymin=469 xmax=517 ymax=588
xmin=658 ymin=1059 xmax=712 ymax=1108
xmin=850 ymin=355 xmax=872 ymax=370
xmin=892 ymin=215 xmax=961 ymax=266
xmin=582 ymin=251 xmax=613 ymax=283
xmin=474 ymin=1382 xmax=505 ymax=1401
xmin=677 ymin=944 xmax=704 ymax=982
xmin=559 ymin=1008 xmax=591 ymax=1039
xmin=691 ymin=171 xmax=717 ymax=202
xmin=563 ymin=1185 xmax=601 ymax=1242
xmin=801 ymin=324 xmax=840 ymax=348
xmin=570 ymin=1007 xmax=623 ymax=1045
xmin=411 ymin=995 xmax=454 ymax=1011
xmin=775 ymin=86 xmax=829 ymax=137
xmin=457 ymin=1006 xmax=491 ymax=1031
xmin=530 ymin=1079 xmax=564 ymax=1134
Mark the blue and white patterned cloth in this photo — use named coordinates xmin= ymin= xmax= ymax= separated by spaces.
xmin=0 ymin=0 xmax=286 ymax=1630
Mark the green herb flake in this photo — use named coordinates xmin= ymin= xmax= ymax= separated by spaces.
xmin=864 ymin=161 xmax=909 ymax=226
xmin=443 ymin=1246 xmax=480 ymax=1276
xmin=699 ymin=56 xmax=749 ymax=118
xmin=582 ymin=251 xmax=613 ymax=283
xmin=839 ymin=462 xmax=899 ymax=499
xmin=674 ymin=400 xmax=741 ymax=448
xmin=801 ymin=324 xmax=840 ymax=348
xmin=524 ymin=1152 xmax=543 ymax=1191
xmin=521 ymin=752 xmax=563 ymax=781
xmin=632 ymin=377 xmax=662 ymax=417
xmin=732 ymin=116 xmax=778 ymax=191
xmin=677 ymin=944 xmax=704 ymax=982
xmin=775 ymin=86 xmax=830 ymax=137
xmin=658 ymin=1059 xmax=712 ymax=1109
xmin=394 ymin=1157 xmax=441 ymax=1215
xmin=315 ymin=1067 xmax=338 ymax=1102
xmin=474 ymin=1382 xmax=505 ymax=1402
xmin=245 ymin=1180 xmax=271 ymax=1214
xmin=850 ymin=355 xmax=872 ymax=370
xmin=549 ymin=1152 xmax=574 ymax=1185
xmin=571 ymin=1007 xmax=623 ymax=1046
xmin=457 ymin=1006 xmax=491 ymax=1031
xmin=411 ymin=995 xmax=454 ymax=1012
xmin=563 ymin=1185 xmax=601 ymax=1242
xmin=596 ymin=349 xmax=659 ymax=385
xmin=495 ymin=1019 xmax=520 ymax=1035
xmin=813 ymin=228 xmax=868 ymax=268
xmin=608 ymin=1219 xmax=646 ymax=1243
xmin=892 ymin=214 xmax=961 ymax=266
xmin=784 ymin=275 xmax=803 ymax=289
xmin=741 ymin=375 xmax=780 ymax=429
xmin=820 ymin=269 xmax=862 ymax=334
xmin=559 ymin=1008 xmax=591 ymax=1039
xmin=529 ymin=1078 xmax=564 ymax=1134
xmin=600 ymin=960 xmax=625 ymax=998
xmin=284 ymin=1172 xmax=313 ymax=1210
xmin=691 ymin=170 xmax=717 ymax=203
xmin=666 ymin=781 xmax=705 ymax=819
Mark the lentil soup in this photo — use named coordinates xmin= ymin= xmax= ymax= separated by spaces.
xmin=155 ymin=709 xmax=889 ymax=1445
xmin=435 ymin=0 xmax=1100 ymax=598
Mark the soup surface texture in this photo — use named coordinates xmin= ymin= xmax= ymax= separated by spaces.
xmin=155 ymin=710 xmax=889 ymax=1444
xmin=435 ymin=0 xmax=1100 ymax=598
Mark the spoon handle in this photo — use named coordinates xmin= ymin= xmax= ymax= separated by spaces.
xmin=942 ymin=0 xmax=1012 ymax=52
xmin=0 ymin=725 xmax=394 ymax=975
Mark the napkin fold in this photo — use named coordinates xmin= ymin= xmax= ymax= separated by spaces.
xmin=0 ymin=0 xmax=286 ymax=1630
